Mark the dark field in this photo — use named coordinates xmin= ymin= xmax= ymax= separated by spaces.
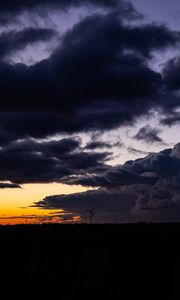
xmin=1 ymin=223 xmax=180 ymax=299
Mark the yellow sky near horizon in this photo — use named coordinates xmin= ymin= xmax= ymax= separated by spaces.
xmin=0 ymin=183 xmax=89 ymax=224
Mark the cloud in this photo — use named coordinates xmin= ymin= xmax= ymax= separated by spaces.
xmin=1 ymin=16 xmax=163 ymax=109
xmin=163 ymin=56 xmax=180 ymax=91
xmin=133 ymin=125 xmax=166 ymax=145
xmin=34 ymin=143 xmax=180 ymax=222
xmin=0 ymin=1 xmax=179 ymax=223
xmin=0 ymin=137 xmax=111 ymax=184
xmin=0 ymin=0 xmax=139 ymax=24
xmin=85 ymin=139 xmax=123 ymax=150
xmin=0 ymin=182 xmax=21 ymax=188
xmin=0 ymin=213 xmax=78 ymax=223
xmin=127 ymin=147 xmax=152 ymax=156
xmin=0 ymin=109 xmax=132 ymax=141
xmin=0 ymin=8 xmax=178 ymax=141
xmin=0 ymin=27 xmax=57 ymax=59
xmin=0 ymin=0 xmax=121 ymax=11
xmin=2 ymin=136 xmax=180 ymax=190
xmin=161 ymin=112 xmax=180 ymax=126
xmin=85 ymin=141 xmax=113 ymax=150
xmin=62 ymin=165 xmax=158 ymax=187
xmin=34 ymin=188 xmax=136 ymax=223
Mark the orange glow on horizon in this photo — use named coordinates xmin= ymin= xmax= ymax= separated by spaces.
xmin=0 ymin=214 xmax=81 ymax=225
xmin=0 ymin=182 xmax=89 ymax=225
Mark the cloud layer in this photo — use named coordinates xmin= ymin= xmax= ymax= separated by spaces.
xmin=0 ymin=28 xmax=56 ymax=60
xmin=1 ymin=0 xmax=180 ymax=223
xmin=34 ymin=144 xmax=180 ymax=222
xmin=0 ymin=137 xmax=111 ymax=184
xmin=0 ymin=1 xmax=179 ymax=142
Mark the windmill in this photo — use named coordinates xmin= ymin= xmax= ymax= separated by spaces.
xmin=86 ymin=207 xmax=96 ymax=224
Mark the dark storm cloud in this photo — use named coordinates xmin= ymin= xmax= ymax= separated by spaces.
xmin=0 ymin=15 xmax=165 ymax=109
xmin=0 ymin=107 xmax=132 ymax=146
xmin=0 ymin=0 xmax=120 ymax=12
xmin=0 ymin=107 xmax=138 ymax=139
xmin=163 ymin=57 xmax=180 ymax=91
xmin=0 ymin=0 xmax=138 ymax=24
xmin=0 ymin=138 xmax=111 ymax=184
xmin=35 ymin=189 xmax=135 ymax=211
xmin=85 ymin=141 xmax=113 ymax=150
xmin=0 ymin=131 xmax=15 ymax=146
xmin=62 ymin=164 xmax=158 ymax=187
xmin=0 ymin=0 xmax=179 ymax=223
xmin=0 ymin=28 xmax=57 ymax=59
xmin=0 ymin=182 xmax=21 ymax=188
xmin=133 ymin=125 xmax=165 ymax=145
xmin=61 ymin=143 xmax=180 ymax=188
xmin=3 ymin=137 xmax=81 ymax=155
xmin=161 ymin=112 xmax=180 ymax=126
xmin=34 ymin=188 xmax=136 ymax=223
xmin=62 ymin=14 xmax=179 ymax=58
xmin=1 ymin=129 xmax=180 ymax=189
xmin=0 ymin=9 xmax=178 ymax=139
xmin=0 ymin=112 xmax=68 ymax=140
xmin=50 ymin=13 xmax=174 ymax=110
xmin=4 ymin=125 xmax=179 ymax=189
xmin=85 ymin=139 xmax=123 ymax=150
xmin=34 ymin=144 xmax=180 ymax=222
xmin=123 ymin=146 xmax=180 ymax=178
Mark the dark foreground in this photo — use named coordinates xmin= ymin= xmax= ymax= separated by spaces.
xmin=1 ymin=223 xmax=180 ymax=299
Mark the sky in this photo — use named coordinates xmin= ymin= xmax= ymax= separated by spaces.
xmin=1 ymin=0 xmax=180 ymax=224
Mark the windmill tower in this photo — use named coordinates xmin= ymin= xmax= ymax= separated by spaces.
xmin=86 ymin=207 xmax=96 ymax=224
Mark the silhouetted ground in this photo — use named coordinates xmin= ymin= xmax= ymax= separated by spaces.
xmin=0 ymin=223 xmax=180 ymax=299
